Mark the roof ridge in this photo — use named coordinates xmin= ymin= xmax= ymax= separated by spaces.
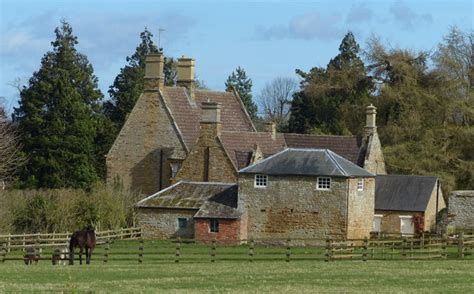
xmin=325 ymin=149 xmax=348 ymax=176
xmin=239 ymin=148 xmax=290 ymax=173
xmin=283 ymin=133 xmax=357 ymax=138
xmin=181 ymin=181 xmax=237 ymax=185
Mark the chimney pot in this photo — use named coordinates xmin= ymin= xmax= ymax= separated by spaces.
xmin=263 ymin=122 xmax=276 ymax=140
xmin=177 ymin=57 xmax=196 ymax=99
xmin=201 ymin=101 xmax=222 ymax=137
xmin=365 ymin=104 xmax=377 ymax=135
xmin=144 ymin=53 xmax=164 ymax=90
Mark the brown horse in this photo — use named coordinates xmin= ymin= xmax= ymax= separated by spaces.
xmin=69 ymin=226 xmax=96 ymax=265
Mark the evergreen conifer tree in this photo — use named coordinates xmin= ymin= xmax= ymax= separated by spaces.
xmin=13 ymin=20 xmax=102 ymax=188
xmin=225 ymin=67 xmax=258 ymax=120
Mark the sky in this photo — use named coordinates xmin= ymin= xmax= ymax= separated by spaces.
xmin=0 ymin=0 xmax=472 ymax=114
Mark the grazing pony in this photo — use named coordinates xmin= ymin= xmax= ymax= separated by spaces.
xmin=24 ymin=247 xmax=39 ymax=265
xmin=69 ymin=226 xmax=96 ymax=265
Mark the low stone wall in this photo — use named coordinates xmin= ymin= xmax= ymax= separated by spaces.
xmin=448 ymin=191 xmax=474 ymax=231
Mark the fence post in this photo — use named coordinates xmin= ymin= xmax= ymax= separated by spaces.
xmin=286 ymin=239 xmax=291 ymax=262
xmin=410 ymin=239 xmax=414 ymax=259
xmin=22 ymin=233 xmax=26 ymax=252
xmin=363 ymin=237 xmax=368 ymax=262
xmin=442 ymin=235 xmax=447 ymax=259
xmin=1 ymin=243 xmax=6 ymax=263
xmin=7 ymin=234 xmax=10 ymax=253
xmin=421 ymin=233 xmax=425 ymax=249
xmin=458 ymin=232 xmax=464 ymax=259
xmin=104 ymin=240 xmax=109 ymax=263
xmin=211 ymin=238 xmax=216 ymax=263
xmin=138 ymin=239 xmax=144 ymax=263
xmin=175 ymin=237 xmax=180 ymax=263
xmin=402 ymin=238 xmax=407 ymax=259
xmin=325 ymin=239 xmax=332 ymax=262
xmin=248 ymin=239 xmax=254 ymax=262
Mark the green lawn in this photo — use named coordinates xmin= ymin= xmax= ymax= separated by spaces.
xmin=0 ymin=240 xmax=473 ymax=293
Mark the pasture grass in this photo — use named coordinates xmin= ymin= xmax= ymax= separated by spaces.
xmin=0 ymin=240 xmax=473 ymax=293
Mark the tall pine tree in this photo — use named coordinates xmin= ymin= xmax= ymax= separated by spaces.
xmin=104 ymin=28 xmax=177 ymax=130
xmin=13 ymin=20 xmax=102 ymax=189
xmin=289 ymin=32 xmax=373 ymax=135
xmin=225 ymin=67 xmax=258 ymax=120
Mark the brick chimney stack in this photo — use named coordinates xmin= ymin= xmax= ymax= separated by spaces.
xmin=177 ymin=56 xmax=195 ymax=99
xmin=144 ymin=52 xmax=164 ymax=90
xmin=264 ymin=122 xmax=276 ymax=140
xmin=365 ymin=104 xmax=377 ymax=136
xmin=201 ymin=101 xmax=222 ymax=137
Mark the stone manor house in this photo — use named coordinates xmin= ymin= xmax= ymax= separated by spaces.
xmin=107 ymin=52 xmax=446 ymax=241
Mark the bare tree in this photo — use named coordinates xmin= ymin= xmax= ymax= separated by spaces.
xmin=259 ymin=77 xmax=298 ymax=130
xmin=0 ymin=98 xmax=24 ymax=188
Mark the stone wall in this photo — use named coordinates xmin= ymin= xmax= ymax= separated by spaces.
xmin=194 ymin=218 xmax=242 ymax=242
xmin=347 ymin=178 xmax=375 ymax=239
xmin=238 ymin=174 xmax=350 ymax=240
xmin=137 ymin=208 xmax=197 ymax=239
xmin=174 ymin=122 xmax=237 ymax=183
xmin=107 ymin=91 xmax=186 ymax=195
xmin=375 ymin=211 xmax=416 ymax=234
xmin=448 ymin=191 xmax=474 ymax=231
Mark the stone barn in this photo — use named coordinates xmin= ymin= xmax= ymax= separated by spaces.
xmin=238 ymin=148 xmax=376 ymax=240
xmin=373 ymin=175 xmax=446 ymax=236
xmin=135 ymin=181 xmax=244 ymax=241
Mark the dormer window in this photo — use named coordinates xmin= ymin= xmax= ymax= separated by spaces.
xmin=254 ymin=174 xmax=268 ymax=188
xmin=317 ymin=177 xmax=331 ymax=190
xmin=170 ymin=162 xmax=181 ymax=178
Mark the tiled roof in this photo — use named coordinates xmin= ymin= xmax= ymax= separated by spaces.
xmin=239 ymin=148 xmax=374 ymax=177
xmin=283 ymin=133 xmax=362 ymax=165
xmin=136 ymin=181 xmax=236 ymax=209
xmin=194 ymin=185 xmax=241 ymax=219
xmin=161 ymin=87 xmax=254 ymax=149
xmin=375 ymin=175 xmax=438 ymax=212
xmin=219 ymin=131 xmax=287 ymax=168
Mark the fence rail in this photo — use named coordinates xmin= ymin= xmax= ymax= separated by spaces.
xmin=0 ymin=227 xmax=142 ymax=252
xmin=1 ymin=232 xmax=472 ymax=264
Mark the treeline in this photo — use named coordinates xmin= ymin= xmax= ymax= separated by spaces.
xmin=3 ymin=20 xmax=473 ymax=194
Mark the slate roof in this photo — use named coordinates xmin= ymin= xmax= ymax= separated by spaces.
xmin=161 ymin=87 xmax=255 ymax=149
xmin=375 ymin=175 xmax=438 ymax=212
xmin=136 ymin=181 xmax=241 ymax=219
xmin=239 ymin=148 xmax=374 ymax=177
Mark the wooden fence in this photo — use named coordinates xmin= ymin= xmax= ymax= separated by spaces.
xmin=0 ymin=232 xmax=472 ymax=264
xmin=0 ymin=227 xmax=142 ymax=252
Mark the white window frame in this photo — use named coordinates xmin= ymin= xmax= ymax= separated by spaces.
xmin=254 ymin=174 xmax=268 ymax=188
xmin=317 ymin=177 xmax=331 ymax=190
xmin=357 ymin=178 xmax=364 ymax=191
xmin=209 ymin=219 xmax=219 ymax=233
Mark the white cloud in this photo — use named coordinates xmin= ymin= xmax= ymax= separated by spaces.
xmin=346 ymin=2 xmax=374 ymax=24
xmin=389 ymin=0 xmax=433 ymax=30
xmin=256 ymin=13 xmax=344 ymax=41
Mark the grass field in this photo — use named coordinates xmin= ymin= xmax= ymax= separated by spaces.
xmin=1 ymin=241 xmax=473 ymax=293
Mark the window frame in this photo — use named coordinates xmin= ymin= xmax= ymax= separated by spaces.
xmin=316 ymin=177 xmax=331 ymax=190
xmin=209 ymin=219 xmax=219 ymax=233
xmin=177 ymin=218 xmax=187 ymax=229
xmin=357 ymin=178 xmax=364 ymax=191
xmin=254 ymin=174 xmax=268 ymax=188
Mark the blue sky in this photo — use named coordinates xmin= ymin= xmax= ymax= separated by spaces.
xmin=0 ymin=0 xmax=472 ymax=114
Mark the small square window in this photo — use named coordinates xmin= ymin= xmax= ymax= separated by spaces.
xmin=254 ymin=174 xmax=268 ymax=188
xmin=178 ymin=218 xmax=187 ymax=229
xmin=317 ymin=177 xmax=331 ymax=190
xmin=357 ymin=178 xmax=364 ymax=191
xmin=209 ymin=219 xmax=219 ymax=233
